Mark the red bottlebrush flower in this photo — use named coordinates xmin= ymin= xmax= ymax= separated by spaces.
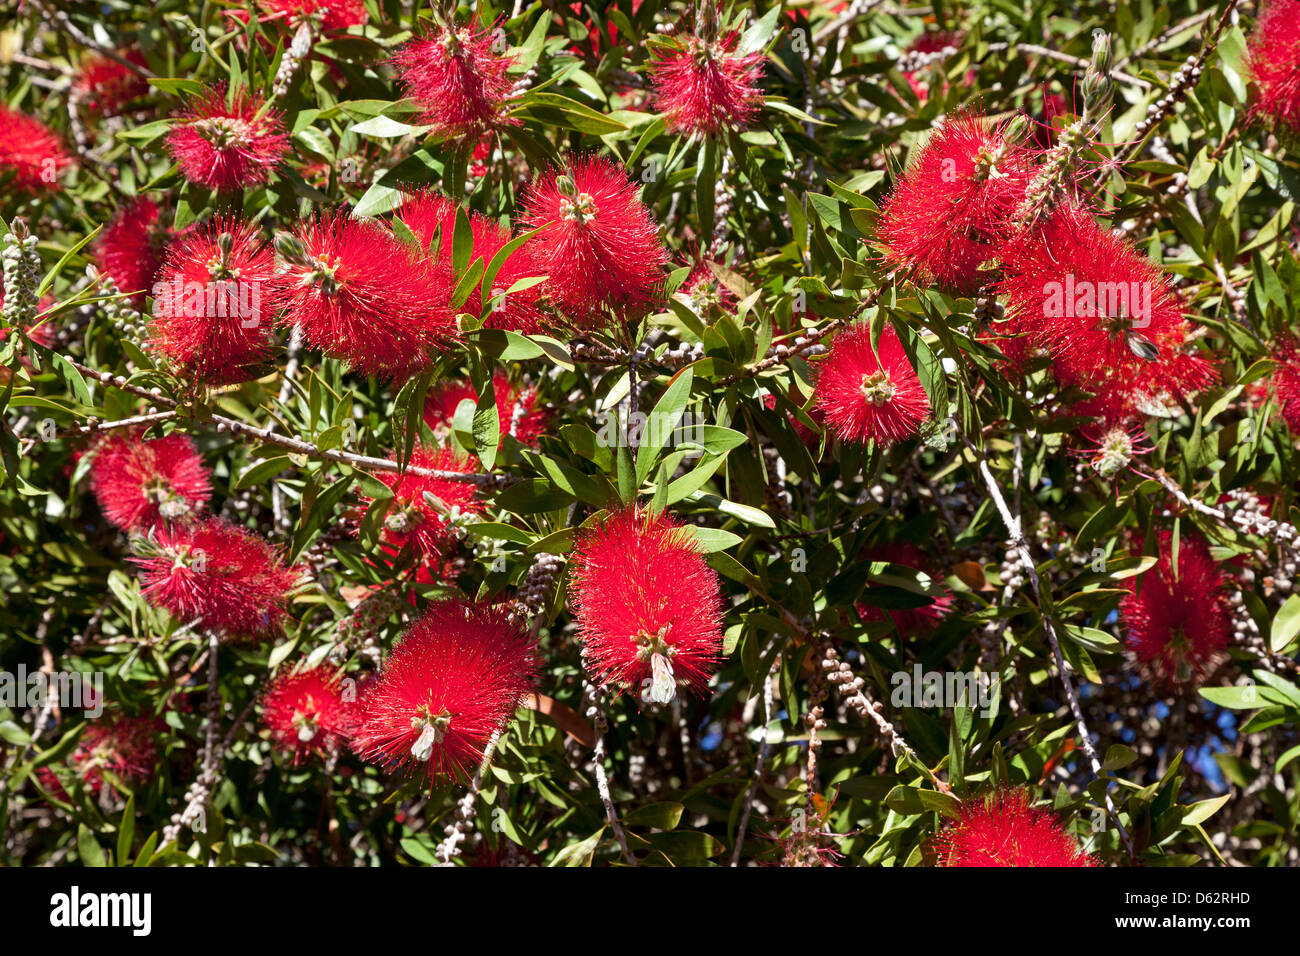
xmin=900 ymin=30 xmax=965 ymax=101
xmin=1264 ymin=338 xmax=1300 ymax=432
xmin=351 ymin=600 xmax=540 ymax=785
xmin=37 ymin=714 xmax=159 ymax=800
xmin=1067 ymin=399 xmax=1153 ymax=478
xmin=275 ymin=213 xmax=457 ymax=382
xmin=150 ymin=217 xmax=282 ymax=384
xmin=649 ymin=30 xmax=765 ymax=137
xmin=855 ymin=541 xmax=954 ymax=637
xmin=423 ymin=373 xmax=550 ymax=448
xmin=390 ymin=16 xmax=519 ymax=140
xmin=259 ymin=0 xmax=368 ymax=31
xmin=73 ymin=51 xmax=149 ymax=117
xmin=133 ymin=517 xmax=301 ymax=639
xmin=165 ymin=86 xmax=289 ymax=192
xmin=1246 ymin=0 xmax=1300 ymax=135
xmin=932 ymin=789 xmax=1098 ymax=867
xmin=1120 ymin=531 xmax=1233 ymax=689
xmin=362 ymin=446 xmax=484 ymax=557
xmin=0 ymin=104 xmax=71 ymax=194
xmin=569 ymin=506 xmax=725 ymax=704
xmin=262 ymin=666 xmax=357 ymax=763
xmin=89 ymin=430 xmax=211 ymax=531
xmin=396 ymin=190 xmax=546 ymax=332
xmin=520 ymin=155 xmax=668 ymax=327
xmin=95 ymin=198 xmax=172 ymax=305
xmin=814 ymin=324 xmax=930 ymax=446
xmin=998 ymin=204 xmax=1218 ymax=405
xmin=876 ymin=112 xmax=1035 ymax=294
xmin=678 ymin=250 xmax=739 ymax=315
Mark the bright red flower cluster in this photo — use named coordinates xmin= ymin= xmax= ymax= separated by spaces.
xmin=0 ymin=104 xmax=71 ymax=194
xmin=73 ymin=51 xmax=149 ymax=117
xmin=94 ymin=198 xmax=172 ymax=305
xmin=259 ymin=0 xmax=368 ymax=31
xmin=391 ymin=16 xmax=518 ymax=140
xmin=521 ymin=154 xmax=668 ymax=327
xmin=568 ymin=507 xmax=725 ymax=704
xmin=38 ymin=714 xmax=160 ymax=800
xmin=262 ymin=667 xmax=357 ymax=763
xmin=275 ymin=212 xmax=457 ymax=382
xmin=165 ymin=86 xmax=290 ymax=192
xmin=1119 ymin=532 xmax=1233 ymax=689
xmin=876 ymin=112 xmax=1035 ymax=294
xmin=814 ymin=324 xmax=930 ymax=446
xmin=932 ymin=789 xmax=1098 ymax=867
xmin=1264 ymin=337 xmax=1300 ymax=432
xmin=150 ymin=217 xmax=283 ymax=383
xmin=364 ymin=446 xmax=484 ymax=559
xmin=1246 ymin=0 xmax=1300 ymax=135
xmin=352 ymin=601 xmax=540 ymax=785
xmin=649 ymin=31 xmax=765 ymax=137
xmin=89 ymin=430 xmax=212 ymax=531
xmin=134 ymin=517 xmax=301 ymax=639
xmin=423 ymin=373 xmax=550 ymax=448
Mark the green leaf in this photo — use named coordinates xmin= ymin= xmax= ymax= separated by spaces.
xmin=78 ymin=824 xmax=106 ymax=867
xmin=1270 ymin=593 xmax=1300 ymax=652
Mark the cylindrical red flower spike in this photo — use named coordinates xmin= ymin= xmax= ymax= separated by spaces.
xmin=520 ymin=154 xmax=668 ymax=328
xmin=73 ymin=51 xmax=150 ymax=117
xmin=814 ymin=324 xmax=930 ymax=446
xmin=1263 ymin=337 xmax=1300 ymax=432
xmin=94 ymin=198 xmax=172 ymax=305
xmin=37 ymin=713 xmax=160 ymax=800
xmin=259 ymin=0 xmax=368 ymax=31
xmin=361 ymin=446 xmax=484 ymax=558
xmin=0 ymin=104 xmax=71 ymax=194
xmin=133 ymin=517 xmax=301 ymax=639
xmin=875 ymin=111 xmax=1035 ymax=294
xmin=1246 ymin=0 xmax=1300 ymax=135
xmin=649 ymin=29 xmax=765 ymax=137
xmin=390 ymin=16 xmax=519 ymax=140
xmin=150 ymin=216 xmax=283 ymax=384
xmin=932 ymin=789 xmax=1098 ymax=867
xmin=1120 ymin=531 xmax=1233 ymax=689
xmin=999 ymin=204 xmax=1218 ymax=407
xmin=351 ymin=601 xmax=540 ymax=785
xmin=262 ymin=666 xmax=357 ymax=763
xmin=569 ymin=506 xmax=725 ymax=704
xmin=165 ymin=86 xmax=290 ymax=192
xmin=89 ymin=430 xmax=212 ymax=531
xmin=274 ymin=212 xmax=456 ymax=382
xmin=423 ymin=373 xmax=549 ymax=448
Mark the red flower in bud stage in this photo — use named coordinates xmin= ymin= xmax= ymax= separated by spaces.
xmin=649 ymin=30 xmax=765 ymax=137
xmin=276 ymin=213 xmax=457 ymax=382
xmin=0 ymin=104 xmax=71 ymax=193
xmin=391 ymin=17 xmax=518 ymax=140
xmin=1262 ymin=338 xmax=1300 ymax=432
xmin=134 ymin=517 xmax=301 ymax=639
xmin=423 ymin=373 xmax=550 ymax=448
xmin=352 ymin=601 xmax=540 ymax=785
xmin=520 ymin=155 xmax=668 ymax=327
xmin=1120 ymin=532 xmax=1233 ymax=689
xmin=150 ymin=217 xmax=283 ymax=384
xmin=569 ymin=507 xmax=725 ymax=704
xmin=396 ymin=191 xmax=546 ymax=332
xmin=1247 ymin=0 xmax=1300 ymax=135
xmin=362 ymin=446 xmax=484 ymax=558
xmin=165 ymin=87 xmax=289 ymax=192
xmin=262 ymin=667 xmax=357 ymax=763
xmin=259 ymin=0 xmax=368 ymax=31
xmin=855 ymin=542 xmax=954 ymax=637
xmin=876 ymin=112 xmax=1035 ymax=294
xmin=73 ymin=51 xmax=149 ymax=117
xmin=37 ymin=714 xmax=160 ymax=800
xmin=89 ymin=430 xmax=211 ymax=531
xmin=932 ymin=789 xmax=1098 ymax=867
xmin=95 ymin=198 xmax=172 ymax=305
xmin=814 ymin=324 xmax=930 ymax=446
xmin=998 ymin=205 xmax=1218 ymax=406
